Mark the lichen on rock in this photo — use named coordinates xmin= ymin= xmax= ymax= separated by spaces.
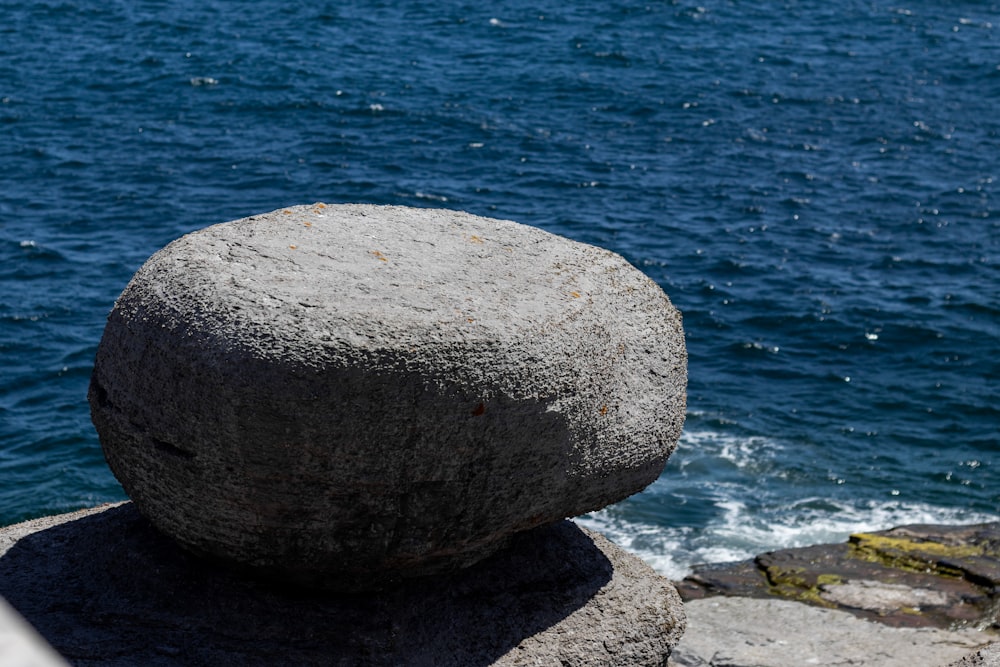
xmin=676 ymin=522 xmax=1000 ymax=630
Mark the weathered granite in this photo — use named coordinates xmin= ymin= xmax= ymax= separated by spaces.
xmin=669 ymin=597 xmax=990 ymax=667
xmin=676 ymin=522 xmax=1000 ymax=630
xmin=88 ymin=203 xmax=687 ymax=587
xmin=0 ymin=503 xmax=685 ymax=666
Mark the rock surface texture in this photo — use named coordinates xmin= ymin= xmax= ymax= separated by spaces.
xmin=669 ymin=597 xmax=987 ymax=667
xmin=0 ymin=503 xmax=686 ymax=666
xmin=88 ymin=203 xmax=686 ymax=586
xmin=947 ymin=642 xmax=1000 ymax=667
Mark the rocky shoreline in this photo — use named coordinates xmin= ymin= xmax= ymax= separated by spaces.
xmin=677 ymin=522 xmax=1000 ymax=630
xmin=669 ymin=521 xmax=1000 ymax=666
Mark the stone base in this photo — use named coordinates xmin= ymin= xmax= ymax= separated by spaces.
xmin=0 ymin=503 xmax=684 ymax=666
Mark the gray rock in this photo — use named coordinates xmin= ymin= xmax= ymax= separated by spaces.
xmin=670 ymin=597 xmax=991 ymax=667
xmin=89 ymin=203 xmax=686 ymax=586
xmin=0 ymin=503 xmax=686 ymax=666
xmin=819 ymin=578 xmax=950 ymax=613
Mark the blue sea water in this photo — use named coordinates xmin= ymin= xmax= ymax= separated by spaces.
xmin=1 ymin=0 xmax=997 ymax=577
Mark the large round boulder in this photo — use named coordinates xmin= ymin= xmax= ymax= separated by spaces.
xmin=89 ymin=204 xmax=686 ymax=588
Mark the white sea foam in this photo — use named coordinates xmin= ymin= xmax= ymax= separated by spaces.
xmin=579 ymin=497 xmax=999 ymax=580
xmin=577 ymin=428 xmax=1000 ymax=580
xmin=670 ymin=428 xmax=782 ymax=476
xmin=413 ymin=191 xmax=449 ymax=202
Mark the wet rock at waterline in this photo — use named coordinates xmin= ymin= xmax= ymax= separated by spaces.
xmin=89 ymin=204 xmax=687 ymax=587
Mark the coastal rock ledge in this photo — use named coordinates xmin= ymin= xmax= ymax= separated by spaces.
xmin=87 ymin=203 xmax=687 ymax=588
xmin=670 ymin=522 xmax=1000 ymax=666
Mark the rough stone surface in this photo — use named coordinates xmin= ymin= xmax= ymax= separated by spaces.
xmin=88 ymin=203 xmax=686 ymax=586
xmin=819 ymin=578 xmax=950 ymax=613
xmin=670 ymin=597 xmax=991 ymax=667
xmin=676 ymin=522 xmax=1000 ymax=630
xmin=947 ymin=642 xmax=1000 ymax=667
xmin=0 ymin=503 xmax=685 ymax=667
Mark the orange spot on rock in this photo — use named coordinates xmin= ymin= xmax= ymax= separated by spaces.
xmin=289 ymin=245 xmax=297 ymax=250
xmin=469 ymin=235 xmax=484 ymax=244
xmin=371 ymin=250 xmax=388 ymax=262
xmin=571 ymin=291 xmax=581 ymax=298
xmin=600 ymin=405 xmax=609 ymax=416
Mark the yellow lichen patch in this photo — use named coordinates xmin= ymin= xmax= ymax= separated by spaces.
xmin=816 ymin=573 xmax=844 ymax=587
xmin=570 ymin=291 xmax=581 ymax=298
xmin=851 ymin=533 xmax=989 ymax=558
xmin=304 ymin=222 xmax=313 ymax=228
xmin=371 ymin=250 xmax=388 ymax=262
xmin=599 ymin=405 xmax=608 ymax=416
xmin=469 ymin=235 xmax=484 ymax=244
xmin=282 ymin=209 xmax=292 ymax=215
xmin=849 ymin=532 xmax=988 ymax=575
xmin=761 ymin=564 xmax=838 ymax=608
xmin=762 ymin=564 xmax=806 ymax=588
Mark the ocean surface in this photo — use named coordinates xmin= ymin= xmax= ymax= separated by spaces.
xmin=1 ymin=0 xmax=997 ymax=579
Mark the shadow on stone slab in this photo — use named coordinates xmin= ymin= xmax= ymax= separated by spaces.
xmin=0 ymin=503 xmax=682 ymax=666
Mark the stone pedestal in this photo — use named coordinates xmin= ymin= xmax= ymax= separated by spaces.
xmin=0 ymin=503 xmax=685 ymax=666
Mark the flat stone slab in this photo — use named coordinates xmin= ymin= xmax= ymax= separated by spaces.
xmin=0 ymin=503 xmax=685 ymax=666
xmin=670 ymin=597 xmax=991 ymax=667
xmin=88 ymin=204 xmax=687 ymax=587
xmin=676 ymin=522 xmax=1000 ymax=629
